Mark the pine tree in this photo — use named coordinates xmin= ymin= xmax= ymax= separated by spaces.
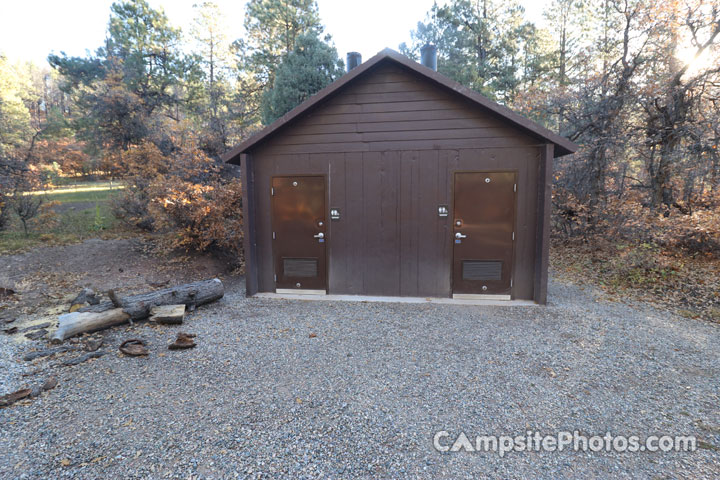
xmin=234 ymin=0 xmax=323 ymax=125
xmin=401 ymin=0 xmax=551 ymax=102
xmin=260 ymin=32 xmax=343 ymax=124
xmin=49 ymin=0 xmax=199 ymax=152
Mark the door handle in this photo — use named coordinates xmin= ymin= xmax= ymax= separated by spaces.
xmin=455 ymin=232 xmax=467 ymax=239
xmin=314 ymin=232 xmax=325 ymax=239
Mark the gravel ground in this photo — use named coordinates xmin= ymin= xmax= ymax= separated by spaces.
xmin=1 ymin=275 xmax=719 ymax=479
xmin=0 ymin=336 xmax=26 ymax=394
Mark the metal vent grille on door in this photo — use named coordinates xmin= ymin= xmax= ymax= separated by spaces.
xmin=283 ymin=258 xmax=318 ymax=277
xmin=462 ymin=261 xmax=502 ymax=280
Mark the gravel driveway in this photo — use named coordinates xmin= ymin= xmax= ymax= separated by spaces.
xmin=1 ymin=276 xmax=719 ymax=479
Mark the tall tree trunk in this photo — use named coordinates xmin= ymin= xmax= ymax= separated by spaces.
xmin=653 ymin=141 xmax=677 ymax=208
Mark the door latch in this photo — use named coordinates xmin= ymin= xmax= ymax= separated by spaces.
xmin=313 ymin=232 xmax=324 ymax=239
xmin=455 ymin=232 xmax=467 ymax=239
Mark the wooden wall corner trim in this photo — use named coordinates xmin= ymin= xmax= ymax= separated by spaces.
xmin=240 ymin=153 xmax=259 ymax=297
xmin=533 ymin=144 xmax=554 ymax=304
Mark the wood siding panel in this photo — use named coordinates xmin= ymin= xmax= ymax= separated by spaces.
xmin=416 ymin=150 xmax=451 ymax=297
xmin=287 ymin=123 xmax=359 ymax=135
xmin=332 ymin=91 xmax=448 ymax=105
xmin=362 ymin=151 xmax=401 ymax=296
xmin=254 ymin=156 xmax=274 ymax=292
xmin=280 ymin=128 xmax=525 ymax=146
xmin=399 ymin=151 xmax=420 ymax=296
xmin=319 ymin=100 xmax=470 ymax=115
xmin=259 ymin=137 xmax=537 ymax=155
xmin=351 ymin=118 xmax=517 ymax=134
xmin=289 ymin=114 xmax=505 ymax=135
xmin=360 ymin=73 xmax=419 ymax=84
xmin=327 ymin=154 xmax=347 ymax=293
xmin=342 ymin=153 xmax=365 ymax=294
xmin=341 ymin=80 xmax=425 ymax=95
xmin=300 ymin=108 xmax=499 ymax=125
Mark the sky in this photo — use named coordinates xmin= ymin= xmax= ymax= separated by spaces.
xmin=0 ymin=0 xmax=550 ymax=67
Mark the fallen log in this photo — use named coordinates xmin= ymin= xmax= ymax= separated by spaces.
xmin=51 ymin=279 xmax=224 ymax=342
xmin=80 ymin=278 xmax=224 ymax=320
xmin=52 ymin=309 xmax=130 ymax=343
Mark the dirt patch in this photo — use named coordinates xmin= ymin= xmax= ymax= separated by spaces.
xmin=0 ymin=237 xmax=234 ymax=336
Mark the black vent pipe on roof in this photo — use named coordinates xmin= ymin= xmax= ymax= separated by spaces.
xmin=420 ymin=44 xmax=437 ymax=71
xmin=346 ymin=52 xmax=362 ymax=72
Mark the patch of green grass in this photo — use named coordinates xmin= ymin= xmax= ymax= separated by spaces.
xmin=0 ymin=182 xmax=130 ymax=254
xmin=43 ymin=187 xmax=122 ymax=204
xmin=56 ymin=202 xmax=119 ymax=234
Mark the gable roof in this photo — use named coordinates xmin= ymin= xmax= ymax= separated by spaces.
xmin=222 ymin=48 xmax=578 ymax=163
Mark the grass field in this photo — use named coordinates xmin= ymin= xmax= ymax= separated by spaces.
xmin=1 ymin=181 xmax=128 ymax=254
xmin=26 ymin=181 xmax=124 ymax=203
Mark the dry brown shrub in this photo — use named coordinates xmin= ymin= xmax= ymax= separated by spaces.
xmin=111 ymin=140 xmax=244 ymax=266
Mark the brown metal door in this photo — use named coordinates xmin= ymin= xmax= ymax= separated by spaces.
xmin=452 ymin=171 xmax=516 ymax=296
xmin=271 ymin=176 xmax=327 ymax=291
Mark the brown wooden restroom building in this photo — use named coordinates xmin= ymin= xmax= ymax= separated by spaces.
xmin=223 ymin=48 xmax=577 ymax=304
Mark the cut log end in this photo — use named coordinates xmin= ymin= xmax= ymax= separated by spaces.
xmin=149 ymin=304 xmax=185 ymax=325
